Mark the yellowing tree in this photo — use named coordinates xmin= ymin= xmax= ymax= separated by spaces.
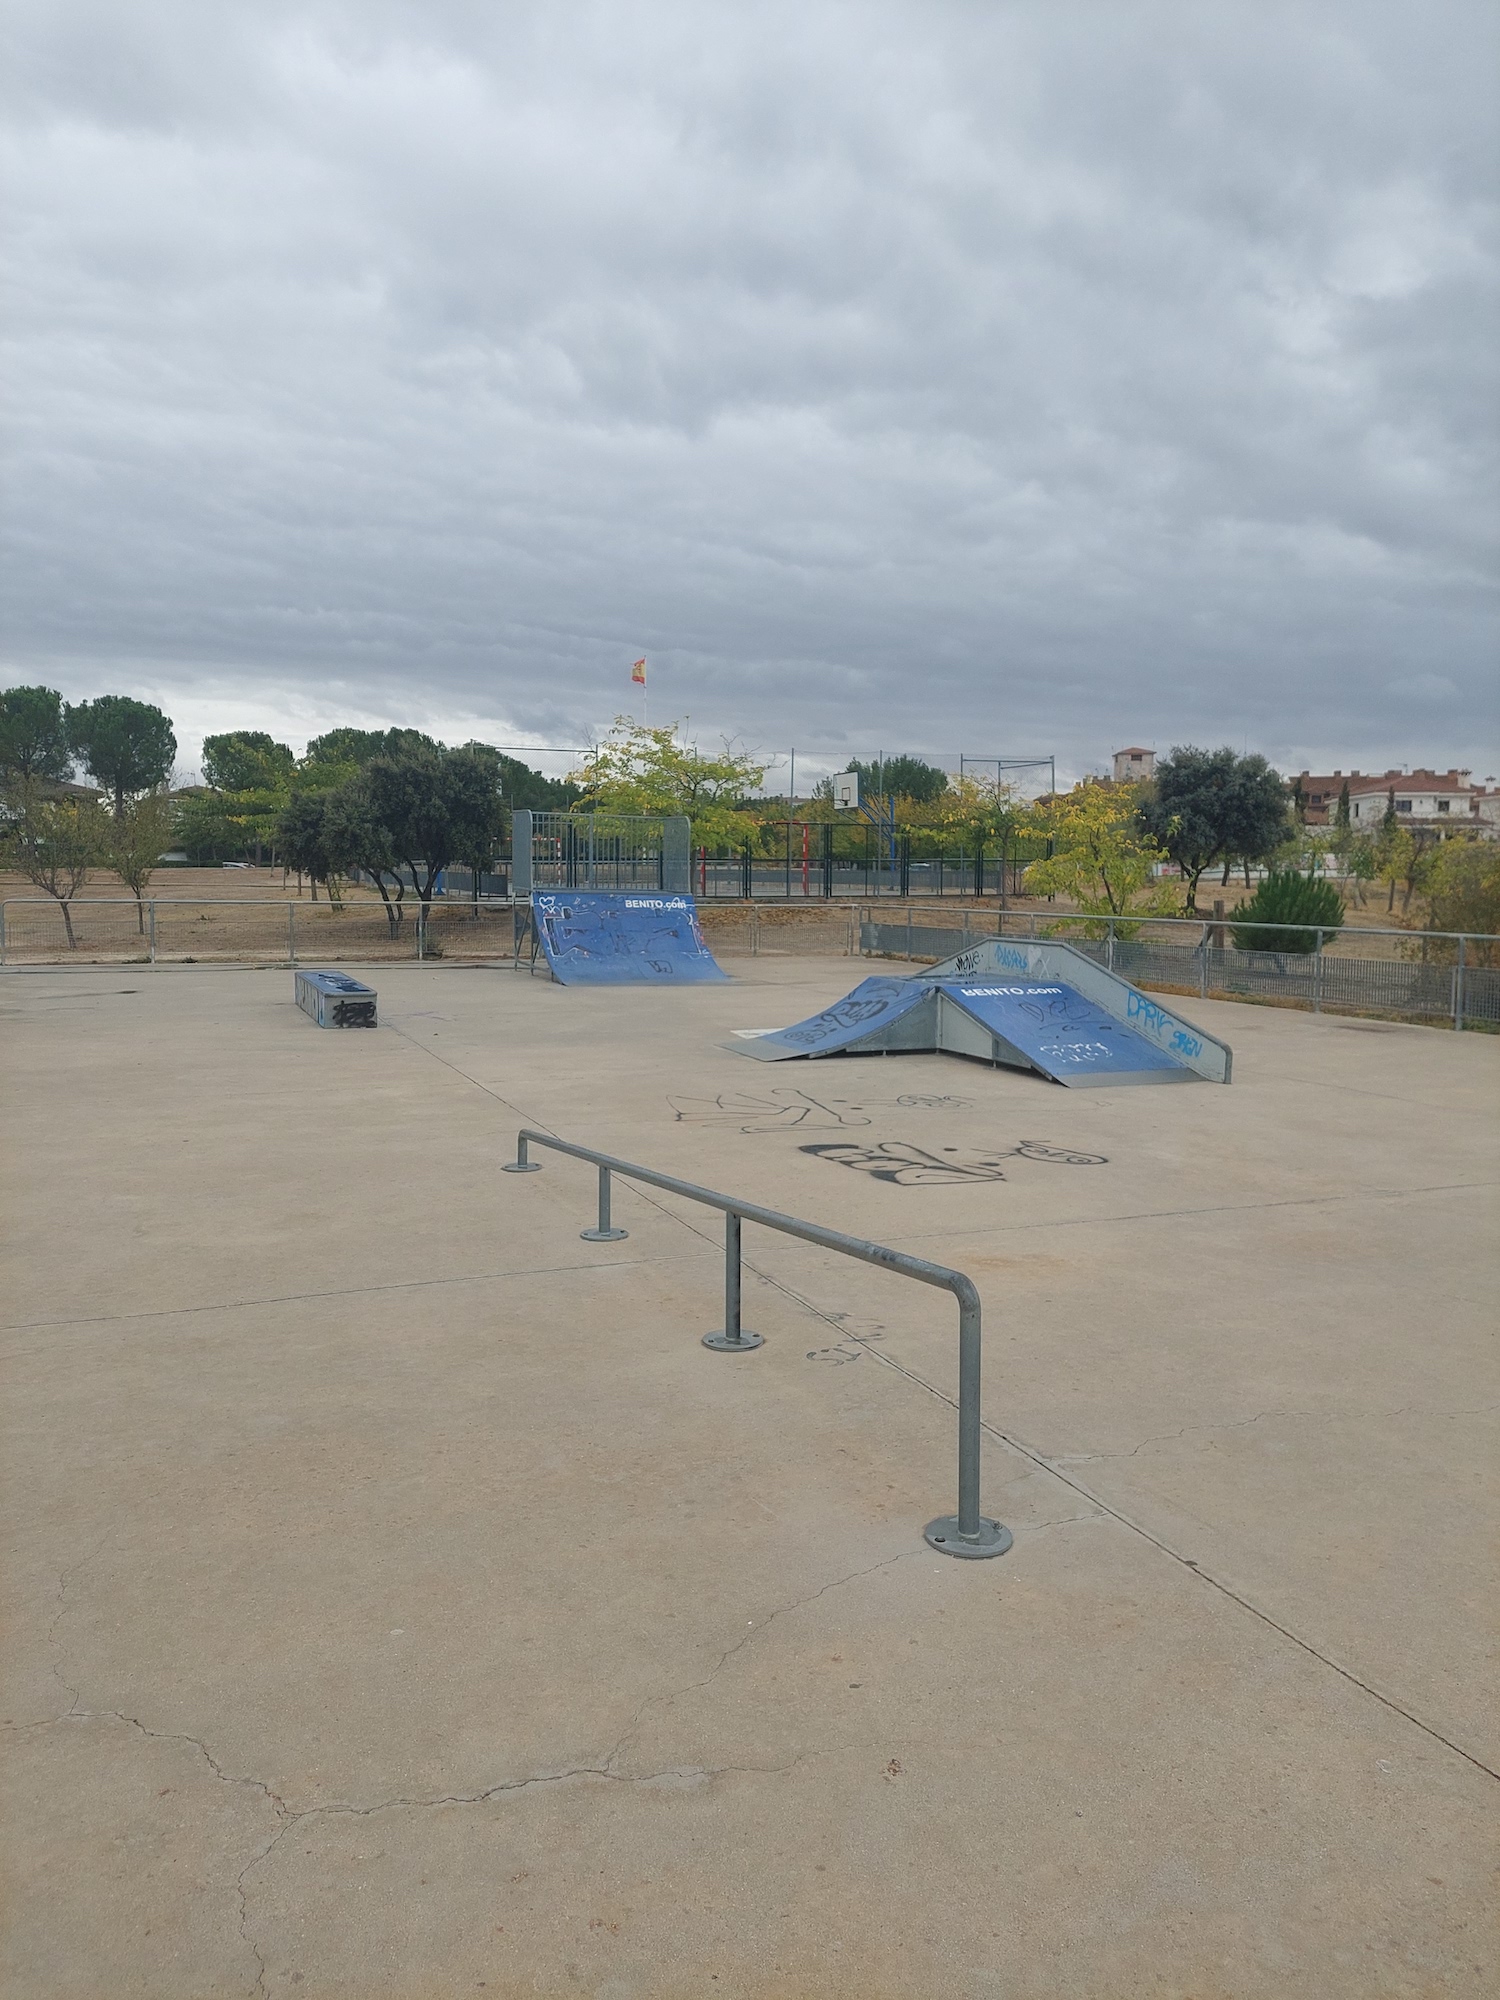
xmin=1022 ymin=781 xmax=1173 ymax=928
xmin=575 ymin=719 xmax=766 ymax=850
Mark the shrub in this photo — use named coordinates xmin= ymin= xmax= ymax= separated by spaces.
xmin=1231 ymin=871 xmax=1344 ymax=954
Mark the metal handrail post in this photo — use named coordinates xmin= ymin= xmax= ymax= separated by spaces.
xmin=1106 ymin=917 xmax=1115 ymax=973
xmin=581 ymin=1163 xmax=627 ymax=1242
xmin=288 ymin=904 xmax=296 ymax=964
xmin=705 ymin=1212 xmax=762 ymax=1351
xmin=1455 ymin=934 xmax=1466 ymax=1031
xmin=1313 ymin=929 xmax=1323 ymax=1012
xmin=507 ymin=1128 xmax=1010 ymax=1558
xmin=148 ymin=901 xmax=157 ymax=966
xmin=1 ymin=902 xmax=6 ymax=967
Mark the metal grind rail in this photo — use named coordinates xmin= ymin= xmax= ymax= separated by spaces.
xmin=504 ymin=1129 xmax=1010 ymax=1560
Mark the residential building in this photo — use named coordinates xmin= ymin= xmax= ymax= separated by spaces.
xmin=1291 ymin=771 xmax=1371 ymax=825
xmin=1112 ymin=747 xmax=1155 ymax=783
xmin=1346 ymin=769 xmax=1477 ymax=838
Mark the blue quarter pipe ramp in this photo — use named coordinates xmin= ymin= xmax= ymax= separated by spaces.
xmin=732 ymin=947 xmax=1228 ymax=1086
xmin=532 ymin=891 xmax=727 ymax=985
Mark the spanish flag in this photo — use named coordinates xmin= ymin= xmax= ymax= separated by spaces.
xmin=631 ymin=657 xmax=647 ymax=685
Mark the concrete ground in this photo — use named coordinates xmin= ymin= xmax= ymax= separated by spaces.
xmin=2 ymin=957 xmax=1496 ymax=1999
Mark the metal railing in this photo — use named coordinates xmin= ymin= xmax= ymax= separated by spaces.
xmin=503 ymin=1129 xmax=1011 ymax=1560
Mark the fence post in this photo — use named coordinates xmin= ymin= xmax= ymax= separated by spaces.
xmin=288 ymin=904 xmax=296 ymax=964
xmin=1199 ymin=923 xmax=1208 ymax=998
xmin=1106 ymin=918 xmax=1115 ymax=973
xmin=1455 ymin=934 xmax=1466 ymax=1032
xmin=704 ymin=1212 xmax=764 ymax=1351
xmin=581 ymin=1164 xmax=628 ymax=1243
xmin=0 ymin=902 xmax=6 ymax=967
xmin=1313 ymin=929 xmax=1323 ymax=1012
xmin=906 ymin=907 xmax=913 ymax=960
xmin=148 ymin=901 xmax=157 ymax=966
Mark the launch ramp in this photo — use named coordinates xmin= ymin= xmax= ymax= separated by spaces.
xmin=532 ymin=892 xmax=727 ymax=985
xmin=731 ymin=943 xmax=1230 ymax=1087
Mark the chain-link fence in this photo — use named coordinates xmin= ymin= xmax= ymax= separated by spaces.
xmin=859 ymin=909 xmax=1500 ymax=1030
xmin=0 ymin=897 xmax=527 ymax=966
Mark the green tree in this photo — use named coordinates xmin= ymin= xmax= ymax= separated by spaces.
xmin=106 ymin=789 xmax=177 ymax=932
xmin=849 ymin=755 xmax=949 ymax=805
xmin=67 ymin=696 xmax=176 ymax=817
xmin=321 ymin=789 xmax=407 ymax=932
xmin=575 ymin=719 xmax=766 ymax=849
xmin=277 ymin=792 xmax=344 ymax=903
xmin=0 ymin=685 xmax=73 ymax=783
xmin=201 ymin=731 xmax=294 ymax=793
xmin=2 ymin=784 xmax=111 ymax=948
xmin=1141 ymin=746 xmax=1287 ymax=912
xmin=1022 ymin=780 xmax=1174 ymax=929
xmin=1231 ymin=870 xmax=1344 ymax=953
xmin=359 ymin=745 xmax=507 ymax=925
xmin=304 ymin=726 xmax=438 ymax=767
xmin=1419 ymin=838 xmax=1500 ymax=963
xmin=1376 ymin=826 xmax=1413 ymax=912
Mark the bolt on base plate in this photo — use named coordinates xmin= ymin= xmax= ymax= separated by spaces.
xmin=702 ymin=1329 xmax=765 ymax=1352
xmin=923 ymin=1516 xmax=1013 ymax=1560
xmin=581 ymin=1227 xmax=628 ymax=1242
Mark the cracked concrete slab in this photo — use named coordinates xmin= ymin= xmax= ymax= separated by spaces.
xmin=2 ymin=958 xmax=1496 ymax=1995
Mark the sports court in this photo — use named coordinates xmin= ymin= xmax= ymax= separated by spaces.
xmin=3 ymin=950 xmax=1496 ymax=1997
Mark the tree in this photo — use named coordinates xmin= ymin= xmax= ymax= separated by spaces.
xmin=0 ymin=685 xmax=73 ymax=783
xmin=304 ymin=726 xmax=438 ymax=768
xmin=849 ymin=755 xmax=948 ymax=805
xmin=1140 ymin=746 xmax=1288 ymax=913
xmin=277 ymin=792 xmax=344 ymax=903
xmin=321 ymin=789 xmax=407 ymax=932
xmin=67 ymin=696 xmax=176 ymax=817
xmin=1376 ymin=826 xmax=1418 ymax=912
xmin=1419 ymin=838 xmax=1500 ymax=964
xmin=1230 ymin=870 xmax=1344 ymax=954
xmin=575 ymin=719 xmax=766 ymax=849
xmin=106 ymin=789 xmax=177 ymax=932
xmin=1 ymin=784 xmax=110 ymax=948
xmin=1021 ymin=781 xmax=1174 ymax=929
xmin=359 ymin=745 xmax=507 ymax=923
xmin=460 ymin=743 xmax=581 ymax=813
xmin=201 ymin=731 xmax=294 ymax=793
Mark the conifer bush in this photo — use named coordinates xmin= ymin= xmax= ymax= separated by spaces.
xmin=1231 ymin=871 xmax=1344 ymax=954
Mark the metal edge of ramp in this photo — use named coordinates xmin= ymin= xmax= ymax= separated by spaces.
xmin=921 ymin=938 xmax=1232 ymax=1083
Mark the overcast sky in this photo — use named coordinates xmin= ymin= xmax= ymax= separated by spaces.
xmin=3 ymin=0 xmax=1496 ymax=790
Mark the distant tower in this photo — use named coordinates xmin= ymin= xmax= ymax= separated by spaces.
xmin=1113 ymin=747 xmax=1156 ymax=784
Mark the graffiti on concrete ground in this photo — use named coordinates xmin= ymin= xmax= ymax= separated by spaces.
xmin=800 ymin=1139 xmax=1108 ymax=1186
xmin=668 ymin=1086 xmax=973 ymax=1134
xmin=804 ymin=1313 xmax=888 ymax=1366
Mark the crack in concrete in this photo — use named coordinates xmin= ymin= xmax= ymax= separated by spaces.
xmin=604 ymin=1549 xmax=922 ymax=1776
xmin=1046 ymin=1400 xmax=1500 ymax=1466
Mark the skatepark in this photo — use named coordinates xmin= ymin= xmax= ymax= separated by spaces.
xmin=4 ymin=937 xmax=1497 ymax=1997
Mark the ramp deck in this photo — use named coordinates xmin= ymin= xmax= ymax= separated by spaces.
xmin=532 ymin=891 xmax=727 ymax=985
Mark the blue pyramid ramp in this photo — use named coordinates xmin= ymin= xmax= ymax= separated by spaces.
xmin=532 ymin=891 xmax=727 ymax=984
xmin=729 ymin=976 xmax=937 ymax=1061
xmin=939 ymin=981 xmax=1198 ymax=1086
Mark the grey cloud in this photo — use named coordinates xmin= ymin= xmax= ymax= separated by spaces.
xmin=2 ymin=0 xmax=1496 ymax=782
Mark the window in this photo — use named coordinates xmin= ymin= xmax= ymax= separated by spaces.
xmin=1396 ymin=799 xmax=1412 ymax=813
xmin=1437 ymin=799 xmax=1450 ymax=812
